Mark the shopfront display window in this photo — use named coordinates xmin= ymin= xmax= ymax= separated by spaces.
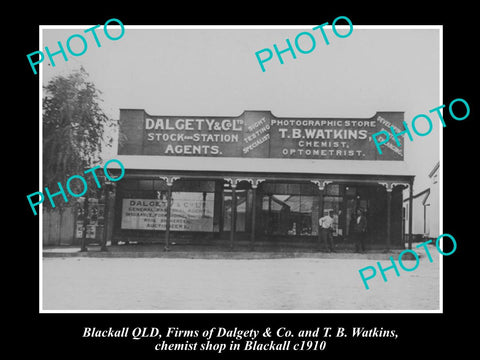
xmin=114 ymin=178 xmax=394 ymax=246
xmin=260 ymin=182 xmax=319 ymax=236
xmin=262 ymin=194 xmax=318 ymax=236
xmin=119 ymin=180 xmax=215 ymax=232
xmin=120 ymin=192 xmax=214 ymax=231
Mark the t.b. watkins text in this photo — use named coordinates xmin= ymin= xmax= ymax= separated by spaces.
xmin=351 ymin=327 xmax=398 ymax=339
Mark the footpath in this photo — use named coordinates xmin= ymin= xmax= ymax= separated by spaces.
xmin=42 ymin=243 xmax=425 ymax=260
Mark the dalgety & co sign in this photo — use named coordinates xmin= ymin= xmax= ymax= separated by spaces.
xmin=119 ymin=110 xmax=405 ymax=161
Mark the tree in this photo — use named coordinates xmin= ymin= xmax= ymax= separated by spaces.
xmin=42 ymin=67 xmax=114 ymax=206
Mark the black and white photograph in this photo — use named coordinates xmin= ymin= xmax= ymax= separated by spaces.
xmin=39 ymin=25 xmax=442 ymax=312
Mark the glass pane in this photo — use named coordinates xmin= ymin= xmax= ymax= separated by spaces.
xmin=262 ymin=194 xmax=290 ymax=235
xmin=300 ymin=183 xmax=316 ymax=195
xmin=325 ymin=184 xmax=341 ymax=196
xmin=153 ymin=179 xmax=168 ymax=191
xmin=296 ymin=195 xmax=316 ymax=235
xmin=176 ymin=180 xmax=215 ymax=192
xmin=345 ymin=185 xmax=356 ymax=196
xmin=121 ymin=179 xmax=138 ymax=190
xmin=261 ymin=194 xmax=317 ymax=236
xmin=287 ymin=183 xmax=301 ymax=195
xmin=171 ymin=192 xmax=214 ymax=231
xmin=345 ymin=198 xmax=356 ymax=237
xmin=138 ymin=180 xmax=153 ymax=190
xmin=261 ymin=182 xmax=306 ymax=195
xmin=223 ymin=190 xmax=246 ymax=232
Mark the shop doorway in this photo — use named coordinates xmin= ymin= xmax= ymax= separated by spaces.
xmin=221 ymin=181 xmax=253 ymax=238
xmin=313 ymin=184 xmax=371 ymax=243
xmin=343 ymin=186 xmax=369 ymax=240
xmin=223 ymin=189 xmax=248 ymax=232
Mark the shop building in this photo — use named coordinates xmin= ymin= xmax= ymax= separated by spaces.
xmin=108 ymin=109 xmax=415 ymax=250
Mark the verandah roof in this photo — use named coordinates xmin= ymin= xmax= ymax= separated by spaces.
xmin=107 ymin=155 xmax=415 ymax=178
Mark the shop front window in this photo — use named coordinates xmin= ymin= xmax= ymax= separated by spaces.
xmin=262 ymin=194 xmax=317 ymax=236
xmin=171 ymin=192 xmax=215 ymax=231
xmin=119 ymin=180 xmax=215 ymax=232
xmin=260 ymin=182 xmax=318 ymax=236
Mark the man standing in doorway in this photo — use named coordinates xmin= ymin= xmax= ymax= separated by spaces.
xmin=318 ymin=210 xmax=335 ymax=252
xmin=353 ymin=208 xmax=367 ymax=253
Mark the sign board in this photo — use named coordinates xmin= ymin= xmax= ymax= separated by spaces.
xmin=119 ymin=109 xmax=405 ymax=160
xmin=121 ymin=193 xmax=214 ymax=231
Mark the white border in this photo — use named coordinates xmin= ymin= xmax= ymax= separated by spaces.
xmin=39 ymin=26 xmax=44 ymax=314
xmin=438 ymin=26 xmax=444 ymax=314
xmin=39 ymin=24 xmax=443 ymax=314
